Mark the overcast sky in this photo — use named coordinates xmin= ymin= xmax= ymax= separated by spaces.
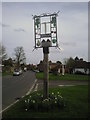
xmin=1 ymin=2 xmax=88 ymax=64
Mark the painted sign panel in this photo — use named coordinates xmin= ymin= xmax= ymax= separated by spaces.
xmin=34 ymin=13 xmax=58 ymax=48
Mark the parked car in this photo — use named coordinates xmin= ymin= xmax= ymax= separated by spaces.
xmin=13 ymin=69 xmax=20 ymax=76
xmin=13 ymin=69 xmax=23 ymax=76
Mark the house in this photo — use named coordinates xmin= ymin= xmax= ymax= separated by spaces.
xmin=37 ymin=61 xmax=65 ymax=75
xmin=73 ymin=61 xmax=90 ymax=75
xmin=26 ymin=64 xmax=37 ymax=70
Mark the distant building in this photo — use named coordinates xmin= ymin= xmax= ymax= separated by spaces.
xmin=73 ymin=61 xmax=90 ymax=75
xmin=26 ymin=64 xmax=37 ymax=70
xmin=37 ymin=61 xmax=65 ymax=75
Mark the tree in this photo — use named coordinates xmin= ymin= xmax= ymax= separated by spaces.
xmin=14 ymin=46 xmax=26 ymax=68
xmin=3 ymin=58 xmax=13 ymax=67
xmin=56 ymin=61 xmax=62 ymax=64
xmin=65 ymin=57 xmax=75 ymax=68
xmin=0 ymin=44 xmax=7 ymax=61
xmin=2 ymin=58 xmax=13 ymax=73
xmin=65 ymin=57 xmax=75 ymax=74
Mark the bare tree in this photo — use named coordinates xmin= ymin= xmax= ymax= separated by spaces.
xmin=0 ymin=44 xmax=7 ymax=62
xmin=2 ymin=46 xmax=7 ymax=61
xmin=14 ymin=46 xmax=26 ymax=68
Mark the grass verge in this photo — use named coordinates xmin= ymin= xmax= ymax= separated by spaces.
xmin=36 ymin=72 xmax=89 ymax=81
xmin=2 ymin=85 xmax=88 ymax=119
xmin=2 ymin=72 xmax=13 ymax=76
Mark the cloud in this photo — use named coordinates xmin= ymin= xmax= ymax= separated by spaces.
xmin=14 ymin=28 xmax=26 ymax=32
xmin=0 ymin=22 xmax=10 ymax=27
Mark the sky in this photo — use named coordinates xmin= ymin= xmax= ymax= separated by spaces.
xmin=0 ymin=2 xmax=88 ymax=64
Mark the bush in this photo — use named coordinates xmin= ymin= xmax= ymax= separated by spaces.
xmin=24 ymin=92 xmax=65 ymax=112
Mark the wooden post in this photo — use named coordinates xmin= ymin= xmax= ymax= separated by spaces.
xmin=62 ymin=65 xmax=64 ymax=75
xmin=43 ymin=47 xmax=49 ymax=99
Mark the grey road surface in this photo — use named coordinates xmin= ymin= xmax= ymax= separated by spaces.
xmin=2 ymin=71 xmax=36 ymax=110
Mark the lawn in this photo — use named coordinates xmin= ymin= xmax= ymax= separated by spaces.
xmin=36 ymin=72 xmax=89 ymax=81
xmin=2 ymin=85 xmax=88 ymax=119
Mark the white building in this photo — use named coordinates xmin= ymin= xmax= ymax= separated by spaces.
xmin=73 ymin=68 xmax=90 ymax=75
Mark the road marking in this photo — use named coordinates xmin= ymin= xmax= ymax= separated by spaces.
xmin=34 ymin=83 xmax=38 ymax=92
xmin=0 ymin=79 xmax=37 ymax=114
xmin=26 ymin=79 xmax=37 ymax=95
xmin=21 ymin=96 xmax=24 ymax=98
xmin=0 ymin=100 xmax=19 ymax=114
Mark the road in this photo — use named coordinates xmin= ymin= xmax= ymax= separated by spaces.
xmin=2 ymin=71 xmax=36 ymax=110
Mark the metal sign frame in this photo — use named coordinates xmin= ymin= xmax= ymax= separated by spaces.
xmin=33 ymin=13 xmax=58 ymax=48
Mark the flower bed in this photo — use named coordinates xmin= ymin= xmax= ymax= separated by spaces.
xmin=24 ymin=92 xmax=65 ymax=112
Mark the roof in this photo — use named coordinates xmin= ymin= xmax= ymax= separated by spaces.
xmin=74 ymin=61 xmax=90 ymax=69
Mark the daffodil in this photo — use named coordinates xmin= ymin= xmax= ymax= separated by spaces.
xmin=57 ymin=92 xmax=59 ymax=94
xmin=55 ymin=97 xmax=57 ymax=100
xmin=32 ymin=100 xmax=35 ymax=103
xmin=28 ymin=99 xmax=30 ymax=103
xmin=52 ymin=92 xmax=54 ymax=95
xmin=25 ymin=100 xmax=27 ymax=103
xmin=25 ymin=109 xmax=27 ymax=111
